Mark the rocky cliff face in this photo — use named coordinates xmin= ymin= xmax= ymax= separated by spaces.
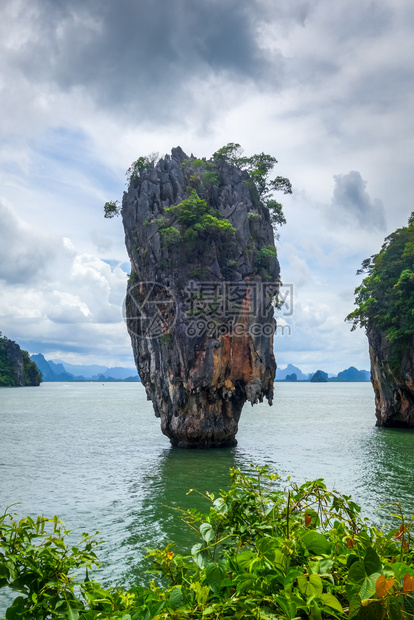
xmin=347 ymin=214 xmax=414 ymax=428
xmin=0 ymin=334 xmax=42 ymax=387
xmin=368 ymin=326 xmax=414 ymax=427
xmin=122 ymin=147 xmax=279 ymax=447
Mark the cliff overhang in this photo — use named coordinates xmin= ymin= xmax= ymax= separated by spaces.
xmin=122 ymin=146 xmax=283 ymax=447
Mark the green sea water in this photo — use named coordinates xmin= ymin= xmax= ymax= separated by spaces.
xmin=1 ymin=382 xmax=413 ymax=611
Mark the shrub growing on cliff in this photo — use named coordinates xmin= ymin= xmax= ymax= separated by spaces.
xmin=2 ymin=466 xmax=414 ymax=620
xmin=165 ymin=190 xmax=211 ymax=227
xmin=254 ymin=245 xmax=277 ymax=272
xmin=346 ymin=213 xmax=414 ymax=367
xmin=104 ymin=200 xmax=120 ymax=218
xmin=180 ymin=159 xmax=220 ymax=191
xmin=159 ymin=226 xmax=181 ymax=249
xmin=127 ymin=153 xmax=159 ymax=183
xmin=213 ymin=143 xmax=292 ymax=229
xmin=157 ymin=190 xmax=236 ymax=253
xmin=107 ymin=144 xmax=291 ymax=233
xmin=213 ymin=142 xmax=243 ymax=164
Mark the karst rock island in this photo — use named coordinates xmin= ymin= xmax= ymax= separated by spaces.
xmin=116 ymin=145 xmax=291 ymax=447
xmin=347 ymin=213 xmax=414 ymax=427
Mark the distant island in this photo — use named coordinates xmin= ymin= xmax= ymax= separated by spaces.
xmin=29 ymin=354 xmax=140 ymax=383
xmin=276 ymin=364 xmax=370 ymax=382
xmin=1 ymin=343 xmax=370 ymax=386
xmin=310 ymin=370 xmax=328 ymax=383
xmin=0 ymin=349 xmax=369 ymax=385
xmin=0 ymin=332 xmax=42 ymax=387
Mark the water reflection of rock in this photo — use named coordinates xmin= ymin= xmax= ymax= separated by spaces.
xmin=120 ymin=447 xmax=238 ymax=587
xmin=100 ymin=386 xmax=414 ymax=589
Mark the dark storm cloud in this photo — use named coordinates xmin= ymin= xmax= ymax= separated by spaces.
xmin=5 ymin=0 xmax=285 ymax=118
xmin=332 ymin=171 xmax=386 ymax=231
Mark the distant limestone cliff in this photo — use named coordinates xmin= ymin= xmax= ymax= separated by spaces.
xmin=276 ymin=364 xmax=370 ymax=382
xmin=0 ymin=333 xmax=41 ymax=387
xmin=310 ymin=370 xmax=328 ymax=383
xmin=334 ymin=366 xmax=370 ymax=382
xmin=347 ymin=214 xmax=414 ymax=426
xmin=120 ymin=145 xmax=291 ymax=447
xmin=30 ymin=353 xmax=79 ymax=382
xmin=30 ymin=354 xmax=140 ymax=382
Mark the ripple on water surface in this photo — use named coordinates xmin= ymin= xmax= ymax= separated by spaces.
xmin=1 ymin=381 xmax=413 ymax=609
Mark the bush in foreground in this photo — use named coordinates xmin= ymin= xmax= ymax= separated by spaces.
xmin=1 ymin=466 xmax=414 ymax=619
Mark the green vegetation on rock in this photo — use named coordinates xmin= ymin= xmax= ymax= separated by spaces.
xmin=213 ymin=142 xmax=292 ymax=229
xmin=254 ymin=245 xmax=277 ymax=276
xmin=104 ymin=200 xmax=120 ymax=218
xmin=2 ymin=465 xmax=414 ymax=620
xmin=127 ymin=153 xmax=159 ymax=183
xmin=181 ymin=158 xmax=220 ymax=191
xmin=105 ymin=143 xmax=292 ymax=231
xmin=157 ymin=189 xmax=236 ymax=251
xmin=346 ymin=213 xmax=414 ymax=368
xmin=159 ymin=226 xmax=182 ymax=249
xmin=0 ymin=332 xmax=42 ymax=387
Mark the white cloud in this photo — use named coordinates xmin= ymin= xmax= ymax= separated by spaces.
xmin=0 ymin=197 xmax=68 ymax=284
xmin=0 ymin=0 xmax=413 ymax=371
xmin=0 ymin=200 xmax=131 ymax=364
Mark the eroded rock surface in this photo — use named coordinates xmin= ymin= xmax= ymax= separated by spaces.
xmin=368 ymin=326 xmax=414 ymax=427
xmin=122 ymin=147 xmax=279 ymax=447
xmin=347 ymin=215 xmax=414 ymax=429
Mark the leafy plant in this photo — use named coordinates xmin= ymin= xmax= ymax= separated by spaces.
xmin=212 ymin=142 xmax=243 ymax=164
xmin=254 ymin=245 xmax=277 ymax=277
xmin=266 ymin=199 xmax=287 ymax=227
xmin=0 ymin=508 xmax=100 ymax=619
xmin=156 ymin=190 xmax=236 ymax=256
xmin=201 ymin=170 xmax=220 ymax=189
xmin=214 ymin=143 xmax=292 ymax=229
xmin=126 ymin=153 xmax=159 ymax=183
xmin=2 ymin=466 xmax=414 ymax=620
xmin=107 ymin=145 xmax=291 ymax=239
xmin=159 ymin=226 xmax=181 ymax=249
xmin=181 ymin=158 xmax=219 ymax=191
xmin=104 ymin=200 xmax=120 ymax=219
xmin=248 ymin=212 xmax=261 ymax=221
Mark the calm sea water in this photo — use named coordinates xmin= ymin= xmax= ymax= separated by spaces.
xmin=1 ymin=382 xmax=413 ymax=611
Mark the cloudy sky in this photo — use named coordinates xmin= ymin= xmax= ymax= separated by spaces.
xmin=1 ymin=0 xmax=413 ymax=373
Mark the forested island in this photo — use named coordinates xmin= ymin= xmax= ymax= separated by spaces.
xmin=347 ymin=213 xmax=414 ymax=427
xmin=0 ymin=332 xmax=41 ymax=387
xmin=279 ymin=366 xmax=370 ymax=382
